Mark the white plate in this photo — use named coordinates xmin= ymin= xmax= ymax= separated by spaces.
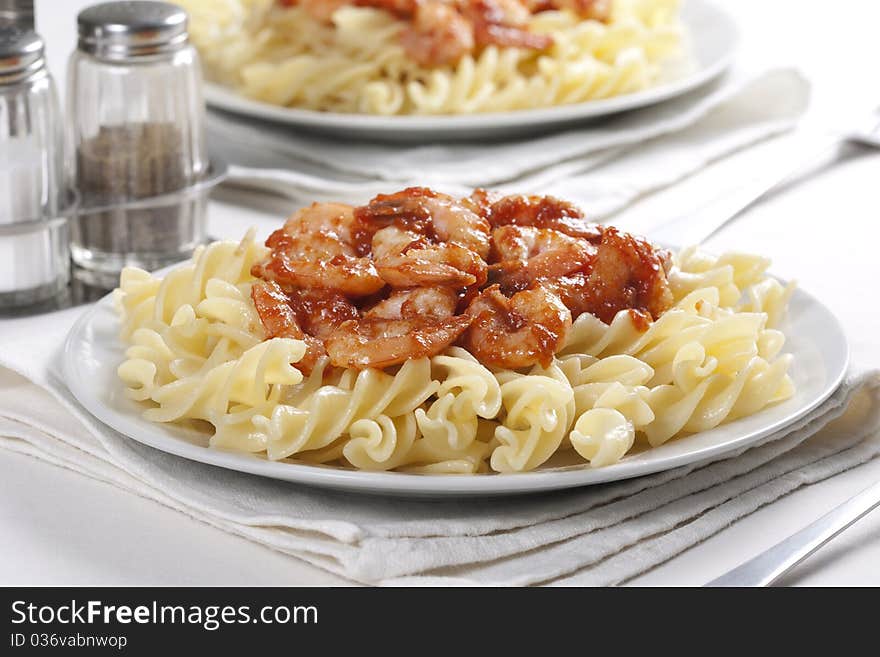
xmin=203 ymin=0 xmax=739 ymax=141
xmin=63 ymin=284 xmax=848 ymax=497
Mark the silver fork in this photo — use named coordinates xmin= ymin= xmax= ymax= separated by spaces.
xmin=706 ymin=479 xmax=880 ymax=586
xmin=651 ymin=107 xmax=880 ymax=247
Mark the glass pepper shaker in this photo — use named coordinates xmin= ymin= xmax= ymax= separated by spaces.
xmin=67 ymin=1 xmax=208 ymax=287
xmin=0 ymin=26 xmax=71 ymax=308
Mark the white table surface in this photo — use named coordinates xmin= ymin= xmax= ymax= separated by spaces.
xmin=1 ymin=0 xmax=878 ymax=586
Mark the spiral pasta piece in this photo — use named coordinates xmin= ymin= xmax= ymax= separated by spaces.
xmin=491 ymin=374 xmax=574 ymax=472
xmin=343 ymin=414 xmax=419 ymax=471
xmin=415 ymin=347 xmax=502 ymax=452
xmin=253 ymin=358 xmax=439 ymax=460
xmin=570 ymin=408 xmax=636 ymax=467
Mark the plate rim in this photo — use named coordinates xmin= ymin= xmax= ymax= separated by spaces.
xmin=62 ymin=282 xmax=849 ymax=496
xmin=201 ymin=0 xmax=741 ymax=136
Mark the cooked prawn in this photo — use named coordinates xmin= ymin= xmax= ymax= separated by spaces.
xmin=252 ymin=252 xmax=386 ymax=297
xmin=488 ymin=225 xmax=596 ymax=293
xmin=546 ymin=226 xmax=673 ymax=323
xmin=463 ymin=187 xmax=503 ymax=219
xmin=356 ymin=187 xmax=491 ymax=258
xmin=372 ymin=225 xmax=487 ymax=288
xmin=325 ymin=287 xmax=472 ymax=369
xmin=366 ymin=286 xmax=460 ymax=320
xmin=251 ymin=280 xmax=326 ymax=374
xmin=490 ymin=225 xmax=595 ymax=265
xmin=286 ymin=288 xmax=359 ymax=339
xmin=487 ymin=194 xmax=603 ymax=241
xmin=460 ymin=284 xmax=571 ymax=369
xmin=267 ymin=202 xmax=371 ymax=257
xmin=464 ymin=0 xmax=553 ymax=49
xmin=400 ymin=2 xmax=476 ymax=67
xmin=252 ymin=202 xmax=384 ymax=297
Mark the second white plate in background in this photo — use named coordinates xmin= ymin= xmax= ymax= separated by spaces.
xmin=203 ymin=0 xmax=740 ymax=141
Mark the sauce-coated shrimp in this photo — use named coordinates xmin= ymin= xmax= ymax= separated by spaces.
xmin=270 ymin=202 xmax=371 ymax=256
xmin=325 ymin=287 xmax=472 ymax=369
xmin=400 ymin=2 xmax=476 ymax=67
xmin=251 ymin=186 xmax=675 ymax=373
xmin=372 ymin=226 xmax=488 ymax=288
xmin=463 ymin=188 xmax=503 ymax=219
xmin=460 ymin=284 xmax=571 ymax=369
xmin=489 ymin=225 xmax=596 ymax=292
xmin=356 ymin=187 xmax=491 ymax=258
xmin=252 ymin=202 xmax=384 ymax=297
xmin=366 ymin=286 xmax=460 ymax=320
xmin=287 ymin=288 xmax=359 ymax=339
xmin=251 ymin=280 xmax=326 ymax=374
xmin=547 ymin=226 xmax=673 ymax=323
xmin=253 ymin=252 xmax=385 ymax=297
xmin=464 ymin=0 xmax=553 ymax=50
xmin=487 ymin=194 xmax=603 ymax=241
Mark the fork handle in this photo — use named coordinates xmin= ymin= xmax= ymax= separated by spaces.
xmin=651 ymin=138 xmax=843 ymax=247
xmin=706 ymin=479 xmax=880 ymax=587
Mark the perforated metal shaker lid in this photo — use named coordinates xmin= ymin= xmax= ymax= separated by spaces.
xmin=0 ymin=27 xmax=44 ymax=83
xmin=77 ymin=1 xmax=188 ymax=61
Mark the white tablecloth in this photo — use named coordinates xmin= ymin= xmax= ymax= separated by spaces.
xmin=1 ymin=0 xmax=878 ymax=585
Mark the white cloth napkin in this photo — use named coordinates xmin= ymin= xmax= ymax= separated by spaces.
xmin=0 ymin=314 xmax=878 ymax=585
xmin=211 ymin=67 xmax=811 ymax=217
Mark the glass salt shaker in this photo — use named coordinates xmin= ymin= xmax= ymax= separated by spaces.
xmin=0 ymin=27 xmax=71 ymax=308
xmin=67 ymin=1 xmax=208 ymax=287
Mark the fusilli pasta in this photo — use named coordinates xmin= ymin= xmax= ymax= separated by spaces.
xmin=116 ymin=230 xmax=796 ymax=473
